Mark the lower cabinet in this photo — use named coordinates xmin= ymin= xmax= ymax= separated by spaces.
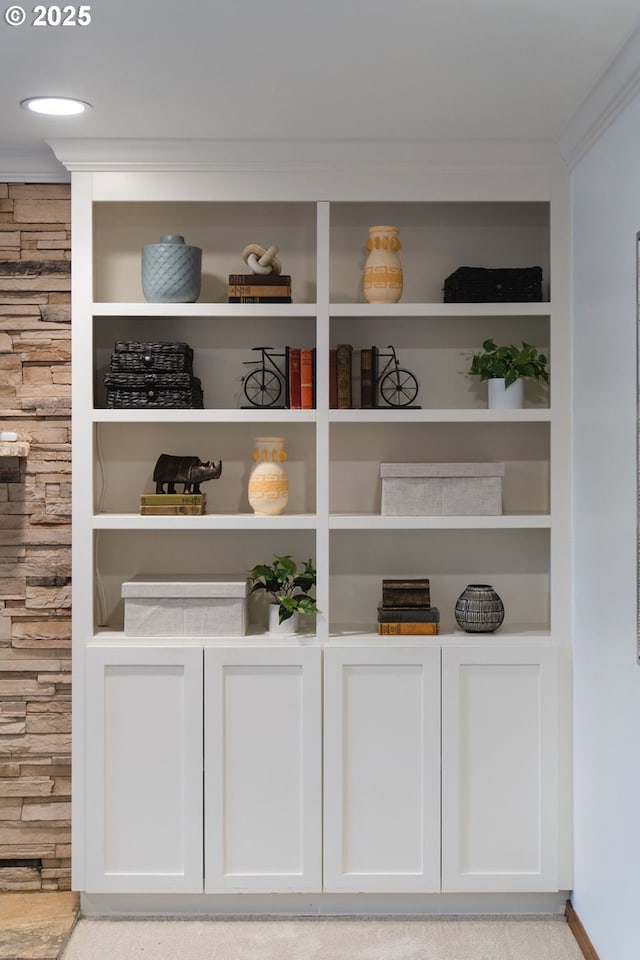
xmin=85 ymin=645 xmax=204 ymax=893
xmin=84 ymin=641 xmax=560 ymax=896
xmin=204 ymin=645 xmax=322 ymax=892
xmin=323 ymin=646 xmax=441 ymax=892
xmin=441 ymin=644 xmax=559 ymax=892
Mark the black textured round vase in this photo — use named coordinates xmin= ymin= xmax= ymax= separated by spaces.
xmin=455 ymin=584 xmax=504 ymax=633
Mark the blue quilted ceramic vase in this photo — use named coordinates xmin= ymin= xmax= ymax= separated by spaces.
xmin=141 ymin=234 xmax=202 ymax=303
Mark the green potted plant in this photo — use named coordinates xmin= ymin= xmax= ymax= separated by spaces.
xmin=248 ymin=554 xmax=320 ymax=634
xmin=468 ymin=338 xmax=549 ymax=409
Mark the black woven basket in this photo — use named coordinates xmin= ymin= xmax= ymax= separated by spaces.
xmin=110 ymin=341 xmax=194 ymax=373
xmin=443 ymin=266 xmax=543 ymax=303
xmin=104 ymin=372 xmax=204 ymax=408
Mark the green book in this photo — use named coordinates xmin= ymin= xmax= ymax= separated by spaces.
xmin=378 ymin=606 xmax=440 ymax=623
xmin=139 ymin=493 xmax=206 ymax=506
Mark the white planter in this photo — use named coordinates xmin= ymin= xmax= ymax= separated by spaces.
xmin=487 ymin=377 xmax=524 ymax=410
xmin=268 ymin=604 xmax=299 ymax=636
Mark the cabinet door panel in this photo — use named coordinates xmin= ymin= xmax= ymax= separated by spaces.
xmin=324 ymin=647 xmax=441 ymax=892
xmin=205 ymin=646 xmax=322 ymax=892
xmin=441 ymin=645 xmax=558 ymax=892
xmin=85 ymin=646 xmax=203 ymax=893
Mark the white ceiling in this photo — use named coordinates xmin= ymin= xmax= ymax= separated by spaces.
xmin=1 ymin=0 xmax=640 ymax=178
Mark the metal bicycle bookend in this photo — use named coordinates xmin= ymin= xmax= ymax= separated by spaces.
xmin=242 ymin=346 xmax=287 ymax=407
xmin=376 ymin=345 xmax=419 ymax=407
xmin=241 ymin=344 xmax=418 ymax=408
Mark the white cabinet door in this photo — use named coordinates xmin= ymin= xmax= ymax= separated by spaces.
xmin=85 ymin=646 xmax=204 ymax=893
xmin=204 ymin=646 xmax=322 ymax=892
xmin=323 ymin=646 xmax=441 ymax=892
xmin=441 ymin=644 xmax=559 ymax=892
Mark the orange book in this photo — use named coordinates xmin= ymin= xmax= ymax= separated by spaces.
xmin=377 ymin=622 xmax=440 ymax=635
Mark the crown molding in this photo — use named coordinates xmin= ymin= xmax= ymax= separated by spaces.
xmin=0 ymin=147 xmax=69 ymax=182
xmin=558 ymin=23 xmax=640 ymax=167
xmin=46 ymin=137 xmax=564 ymax=174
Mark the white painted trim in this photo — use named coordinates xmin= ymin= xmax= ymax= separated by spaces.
xmin=46 ymin=138 xmax=563 ymax=173
xmin=0 ymin=148 xmax=69 ymax=182
xmin=79 ymin=890 xmax=571 ymax=918
xmin=558 ymin=22 xmax=640 ymax=166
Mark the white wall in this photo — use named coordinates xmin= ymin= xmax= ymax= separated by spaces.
xmin=572 ymin=90 xmax=640 ymax=959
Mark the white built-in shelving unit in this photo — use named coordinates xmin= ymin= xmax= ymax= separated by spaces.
xmin=53 ymin=140 xmax=572 ymax=913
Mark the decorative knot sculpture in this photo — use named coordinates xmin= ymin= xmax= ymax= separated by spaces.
xmin=242 ymin=243 xmax=282 ymax=276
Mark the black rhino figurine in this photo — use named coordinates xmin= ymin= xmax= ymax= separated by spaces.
xmin=153 ymin=454 xmax=222 ymax=494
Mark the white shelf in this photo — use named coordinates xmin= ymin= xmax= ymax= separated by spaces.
xmin=90 ymin=628 xmax=319 ymax=646
xmin=328 ymin=408 xmax=551 ymax=423
xmin=93 ymin=302 xmax=550 ymax=319
xmin=93 ymin=512 xmax=318 ymax=530
xmin=329 ymin=514 xmax=551 ymax=530
xmin=327 ymin=625 xmax=552 ymax=643
xmin=92 ymin=408 xmax=317 ymax=423
xmin=92 ymin=407 xmax=550 ymax=424
xmin=93 ymin=512 xmax=548 ymax=531
xmin=92 ymin=408 xmax=549 ymax=424
xmin=329 ymin=302 xmax=552 ymax=317
xmin=93 ymin=302 xmax=317 ymax=317
xmin=89 ymin=627 xmax=550 ymax=647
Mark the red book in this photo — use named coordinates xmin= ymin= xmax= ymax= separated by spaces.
xmin=288 ymin=348 xmax=301 ymax=409
xmin=300 ymin=348 xmax=313 ymax=409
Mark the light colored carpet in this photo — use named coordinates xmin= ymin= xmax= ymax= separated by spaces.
xmin=61 ymin=918 xmax=585 ymax=960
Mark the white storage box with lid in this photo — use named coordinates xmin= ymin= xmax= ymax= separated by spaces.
xmin=380 ymin=462 xmax=504 ymax=516
xmin=122 ymin=574 xmax=248 ymax=637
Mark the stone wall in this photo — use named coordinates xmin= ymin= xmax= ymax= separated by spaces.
xmin=0 ymin=183 xmax=72 ymax=891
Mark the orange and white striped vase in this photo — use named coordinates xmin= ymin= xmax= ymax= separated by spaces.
xmin=363 ymin=225 xmax=403 ymax=303
xmin=247 ymin=437 xmax=289 ymax=515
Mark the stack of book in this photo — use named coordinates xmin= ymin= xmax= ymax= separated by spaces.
xmin=228 ymin=274 xmax=292 ymax=303
xmin=286 ymin=346 xmax=315 ymax=409
xmin=329 ymin=345 xmax=421 ymax=409
xmin=329 ymin=345 xmax=375 ymax=408
xmin=377 ymin=578 xmax=440 ymax=635
xmin=139 ymin=493 xmax=206 ymax=516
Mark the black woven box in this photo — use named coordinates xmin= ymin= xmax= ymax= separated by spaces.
xmin=104 ymin=372 xmax=204 ymax=409
xmin=110 ymin=340 xmax=194 ymax=373
xmin=443 ymin=266 xmax=543 ymax=303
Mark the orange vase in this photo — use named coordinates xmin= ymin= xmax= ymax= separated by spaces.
xmin=363 ymin=225 xmax=403 ymax=303
xmin=247 ymin=437 xmax=289 ymax=516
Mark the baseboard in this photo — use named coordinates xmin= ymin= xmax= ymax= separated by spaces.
xmin=565 ymin=901 xmax=600 ymax=960
xmin=80 ymin=891 xmax=570 ymax=919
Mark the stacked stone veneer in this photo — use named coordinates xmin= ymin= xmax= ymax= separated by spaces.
xmin=0 ymin=183 xmax=72 ymax=891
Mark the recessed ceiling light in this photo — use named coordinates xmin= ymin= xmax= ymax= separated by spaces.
xmin=20 ymin=97 xmax=92 ymax=116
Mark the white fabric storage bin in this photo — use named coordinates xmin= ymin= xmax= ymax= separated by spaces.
xmin=380 ymin=462 xmax=504 ymax=516
xmin=122 ymin=575 xmax=248 ymax=637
